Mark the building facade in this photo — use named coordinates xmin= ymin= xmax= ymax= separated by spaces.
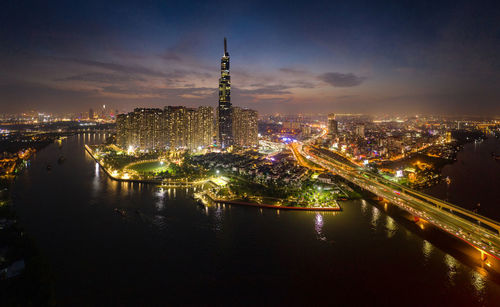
xmin=116 ymin=106 xmax=214 ymax=151
xmin=327 ymin=113 xmax=338 ymax=137
xmin=218 ymin=37 xmax=233 ymax=148
xmin=232 ymin=107 xmax=259 ymax=148
xmin=355 ymin=124 xmax=365 ymax=138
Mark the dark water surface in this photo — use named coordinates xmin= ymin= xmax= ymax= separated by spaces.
xmin=426 ymin=137 xmax=500 ymax=221
xmin=11 ymin=134 xmax=500 ymax=305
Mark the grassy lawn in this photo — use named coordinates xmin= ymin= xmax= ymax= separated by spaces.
xmin=127 ymin=161 xmax=168 ymax=173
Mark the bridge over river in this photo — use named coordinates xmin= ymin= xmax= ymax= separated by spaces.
xmin=291 ymin=141 xmax=500 ymax=264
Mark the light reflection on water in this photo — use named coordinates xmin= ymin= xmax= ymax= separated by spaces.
xmin=361 ymin=199 xmax=368 ymax=215
xmin=386 ymin=215 xmax=397 ymax=238
xmin=371 ymin=205 xmax=380 ymax=227
xmin=92 ymin=163 xmax=101 ymax=197
xmin=423 ymin=240 xmax=433 ymax=261
xmin=152 ymin=214 xmax=166 ymax=230
xmin=213 ymin=205 xmax=224 ymax=232
xmin=472 ymin=270 xmax=486 ymax=295
xmin=314 ymin=213 xmax=327 ymax=241
xmin=445 ymin=254 xmax=458 ymax=281
xmin=155 ymin=188 xmax=166 ymax=211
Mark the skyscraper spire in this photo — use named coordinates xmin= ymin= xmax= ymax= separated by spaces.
xmin=224 ymin=37 xmax=228 ymax=56
xmin=218 ymin=37 xmax=232 ymax=148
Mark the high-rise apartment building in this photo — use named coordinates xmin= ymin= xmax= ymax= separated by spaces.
xmin=218 ymin=38 xmax=233 ymax=148
xmin=327 ymin=113 xmax=338 ymax=137
xmin=116 ymin=106 xmax=214 ymax=151
xmin=197 ymin=106 xmax=215 ymax=148
xmin=355 ymin=124 xmax=365 ymax=138
xmin=232 ymin=107 xmax=259 ymax=148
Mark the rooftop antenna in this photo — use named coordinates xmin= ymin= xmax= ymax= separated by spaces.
xmin=224 ymin=37 xmax=228 ymax=56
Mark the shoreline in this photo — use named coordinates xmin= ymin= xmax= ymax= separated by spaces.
xmin=215 ymin=199 xmax=341 ymax=211
xmin=86 ymin=145 xmax=342 ymax=212
xmin=85 ymin=145 xmax=204 ymax=187
xmin=196 ymin=189 xmax=342 ymax=211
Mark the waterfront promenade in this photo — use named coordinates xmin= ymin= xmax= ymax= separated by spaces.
xmin=86 ymin=145 xmax=341 ymax=212
xmin=85 ymin=144 xmax=204 ymax=187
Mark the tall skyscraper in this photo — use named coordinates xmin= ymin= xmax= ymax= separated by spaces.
xmin=327 ymin=113 xmax=338 ymax=138
xmin=218 ymin=37 xmax=233 ymax=148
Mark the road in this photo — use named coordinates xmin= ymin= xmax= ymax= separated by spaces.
xmin=292 ymin=141 xmax=500 ymax=260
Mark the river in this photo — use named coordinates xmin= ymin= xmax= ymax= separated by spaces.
xmin=426 ymin=136 xmax=500 ymax=221
xmin=10 ymin=134 xmax=500 ymax=305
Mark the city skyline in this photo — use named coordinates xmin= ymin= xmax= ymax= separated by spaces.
xmin=1 ymin=0 xmax=499 ymax=116
xmin=2 ymin=1 xmax=500 ymax=305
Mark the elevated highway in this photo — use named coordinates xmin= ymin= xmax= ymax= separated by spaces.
xmin=292 ymin=142 xmax=500 ymax=261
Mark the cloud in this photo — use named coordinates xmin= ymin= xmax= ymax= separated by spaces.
xmin=66 ymin=58 xmax=168 ymax=77
xmin=100 ymin=84 xmax=215 ymax=99
xmin=159 ymin=51 xmax=182 ymax=62
xmin=318 ymin=72 xmax=366 ymax=87
xmin=279 ymin=67 xmax=307 ymax=74
xmin=0 ymin=81 xmax=99 ymax=113
xmin=335 ymin=94 xmax=359 ymax=100
xmin=55 ymin=72 xmax=146 ymax=83
xmin=236 ymin=84 xmax=292 ymax=95
xmin=289 ymin=80 xmax=316 ymax=89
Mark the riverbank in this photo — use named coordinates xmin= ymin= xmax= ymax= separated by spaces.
xmin=194 ymin=189 xmax=341 ymax=211
xmin=216 ymin=199 xmax=341 ymax=211
xmin=88 ymin=145 xmax=342 ymax=211
xmin=85 ymin=145 xmax=205 ymax=187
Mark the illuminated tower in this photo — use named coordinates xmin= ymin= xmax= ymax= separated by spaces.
xmin=218 ymin=37 xmax=233 ymax=148
xmin=327 ymin=113 xmax=338 ymax=137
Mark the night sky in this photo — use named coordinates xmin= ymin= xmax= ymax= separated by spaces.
xmin=1 ymin=0 xmax=499 ymax=115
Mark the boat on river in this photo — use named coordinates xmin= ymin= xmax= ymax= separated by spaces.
xmin=114 ymin=208 xmax=126 ymax=217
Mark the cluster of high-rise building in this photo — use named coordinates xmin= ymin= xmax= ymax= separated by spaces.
xmin=116 ymin=38 xmax=259 ymax=152
xmin=116 ymin=106 xmax=214 ymax=151
xmin=88 ymin=105 xmax=118 ymax=121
